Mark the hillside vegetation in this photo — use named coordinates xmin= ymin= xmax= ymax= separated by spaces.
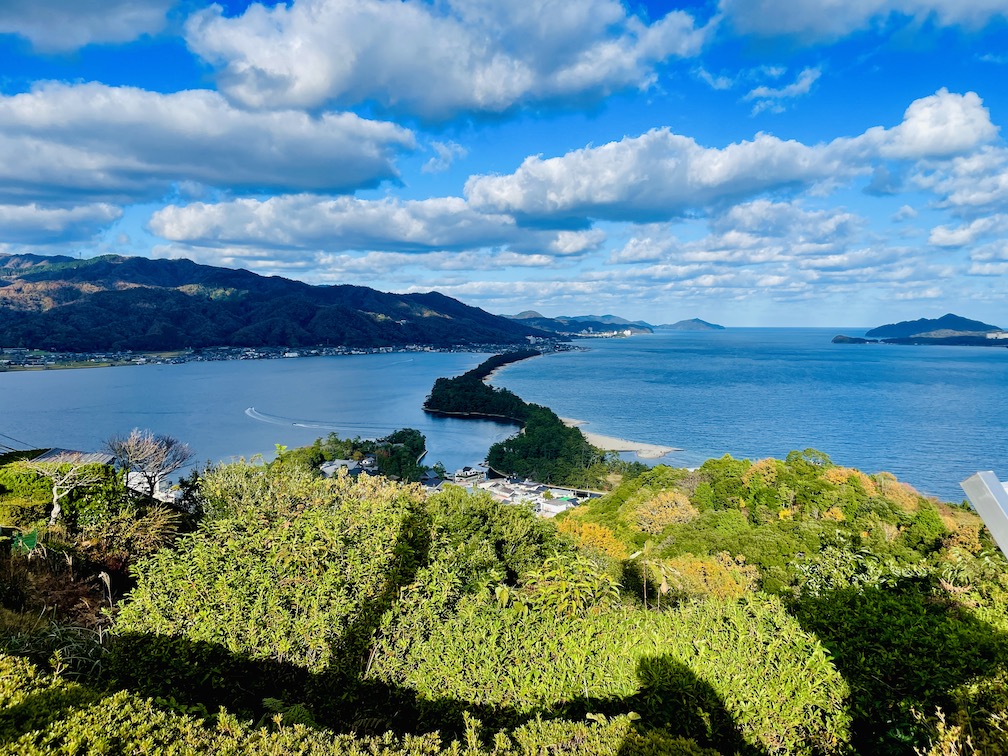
xmin=2 ymin=449 xmax=1008 ymax=755
xmin=0 ymin=253 xmax=546 ymax=351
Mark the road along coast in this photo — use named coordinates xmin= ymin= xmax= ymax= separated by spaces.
xmin=559 ymin=418 xmax=681 ymax=459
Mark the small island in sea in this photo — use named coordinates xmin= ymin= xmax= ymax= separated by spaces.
xmin=833 ymin=312 xmax=1006 ymax=346
xmin=659 ymin=318 xmax=726 ymax=331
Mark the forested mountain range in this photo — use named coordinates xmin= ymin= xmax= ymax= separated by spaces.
xmin=0 ymin=254 xmax=548 ymax=351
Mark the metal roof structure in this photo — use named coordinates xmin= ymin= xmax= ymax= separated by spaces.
xmin=33 ymin=448 xmax=115 ymax=466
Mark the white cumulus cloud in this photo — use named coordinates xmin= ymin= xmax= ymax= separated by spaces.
xmin=0 ymin=82 xmax=414 ymax=205
xmin=868 ymin=89 xmax=999 ymax=160
xmin=912 ymin=146 xmax=1008 ymax=211
xmin=423 ymin=141 xmax=469 ymax=174
xmin=465 ymin=128 xmax=851 ymax=223
xmin=928 ymin=214 xmax=1008 ymax=246
xmin=148 ymin=194 xmax=605 ymax=258
xmin=745 ymin=67 xmax=822 ymax=114
xmin=0 ymin=203 xmax=122 ymax=243
xmin=185 ymin=0 xmax=709 ymax=119
xmin=464 ymin=89 xmax=998 ymax=224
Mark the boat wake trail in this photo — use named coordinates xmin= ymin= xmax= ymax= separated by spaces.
xmin=246 ymin=407 xmax=348 ymax=431
xmin=244 ymin=407 xmax=406 ymax=437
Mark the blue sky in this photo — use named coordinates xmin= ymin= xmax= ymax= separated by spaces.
xmin=2 ymin=1 xmax=1007 ymax=327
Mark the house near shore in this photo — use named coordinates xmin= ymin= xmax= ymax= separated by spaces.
xmin=125 ymin=471 xmax=181 ymax=504
xmin=420 ymin=470 xmax=443 ymax=488
xmin=320 ymin=459 xmax=380 ymax=478
xmin=473 ymin=477 xmax=596 ymax=518
xmin=452 ymin=466 xmax=485 ymax=484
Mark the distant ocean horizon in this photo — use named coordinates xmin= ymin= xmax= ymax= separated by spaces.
xmin=2 ymin=328 xmax=1005 ymax=502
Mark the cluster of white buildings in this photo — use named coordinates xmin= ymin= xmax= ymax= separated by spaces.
xmin=422 ymin=466 xmax=600 ymax=517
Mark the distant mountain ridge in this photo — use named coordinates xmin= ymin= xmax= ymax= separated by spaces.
xmin=0 ymin=253 xmax=550 ymax=351
xmin=504 ymin=311 xmax=653 ymax=335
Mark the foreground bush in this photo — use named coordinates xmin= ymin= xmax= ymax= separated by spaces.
xmin=0 ymin=654 xmax=718 ymax=755
xmin=112 ymin=466 xmax=429 ymax=717
xmin=371 ymin=595 xmax=851 ymax=755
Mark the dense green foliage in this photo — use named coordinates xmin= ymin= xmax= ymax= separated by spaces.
xmin=423 ymin=351 xmax=539 ymax=421
xmin=560 ymin=449 xmax=1008 ymax=753
xmin=373 ymin=596 xmax=850 ymax=754
xmin=115 ymin=470 xmax=427 ymax=691
xmin=0 ymin=456 xmax=52 ymax=525
xmin=485 ymin=404 xmax=610 ymax=488
xmin=281 ymin=428 xmax=429 ymax=481
xmin=5 ymin=453 xmax=1008 ymax=755
xmin=3 ymin=654 xmax=720 ymax=755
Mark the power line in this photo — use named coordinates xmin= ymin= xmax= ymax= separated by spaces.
xmin=0 ymin=431 xmax=35 ymax=449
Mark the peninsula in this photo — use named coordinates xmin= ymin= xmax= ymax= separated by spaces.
xmin=503 ymin=311 xmax=653 ymax=335
xmin=424 ymin=352 xmax=667 ymax=487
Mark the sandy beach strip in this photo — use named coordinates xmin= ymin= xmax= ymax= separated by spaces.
xmin=560 ymin=417 xmax=682 ymax=459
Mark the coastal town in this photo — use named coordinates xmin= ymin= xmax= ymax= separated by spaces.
xmin=0 ymin=338 xmax=578 ymax=370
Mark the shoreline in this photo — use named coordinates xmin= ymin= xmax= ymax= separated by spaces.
xmin=480 ymin=350 xmax=544 ymax=383
xmin=560 ymin=417 xmax=682 ymax=460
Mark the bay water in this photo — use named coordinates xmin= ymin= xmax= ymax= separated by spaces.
xmin=492 ymin=328 xmax=1008 ymax=502
xmin=2 ymin=329 xmax=1005 ymax=502
xmin=0 ymin=352 xmax=515 ymax=475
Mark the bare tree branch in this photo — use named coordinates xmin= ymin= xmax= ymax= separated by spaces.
xmin=106 ymin=429 xmax=193 ymax=499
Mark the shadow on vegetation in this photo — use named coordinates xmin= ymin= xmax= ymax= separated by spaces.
xmin=789 ymin=576 xmax=1008 ymax=754
xmin=85 ymin=507 xmax=764 ymax=754
xmin=0 ymin=685 xmax=96 ymax=744
xmin=98 ymin=634 xmax=762 ymax=755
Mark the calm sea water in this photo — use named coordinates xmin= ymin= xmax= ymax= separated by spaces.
xmin=0 ymin=352 xmax=516 ymax=475
xmin=492 ymin=329 xmax=1008 ymax=503
xmin=2 ymin=331 xmax=1005 ymax=501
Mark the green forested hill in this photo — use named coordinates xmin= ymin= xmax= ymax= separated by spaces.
xmin=0 ymin=253 xmax=548 ymax=350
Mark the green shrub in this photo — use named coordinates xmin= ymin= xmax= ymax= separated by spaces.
xmin=196 ymin=458 xmax=326 ymax=520
xmin=425 ymin=485 xmax=567 ymax=583
xmin=0 ymin=464 xmax=51 ymax=502
xmin=1 ymin=652 xmax=720 ymax=755
xmin=111 ymin=467 xmax=430 ymax=717
xmin=370 ymin=596 xmax=850 ymax=755
xmin=903 ymin=501 xmax=949 ymax=554
xmin=660 ymin=552 xmax=760 ymax=601
xmin=520 ymin=552 xmax=621 ymax=615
